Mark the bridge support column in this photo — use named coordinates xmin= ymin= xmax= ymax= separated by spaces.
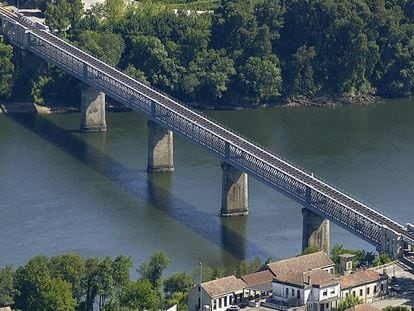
xmin=220 ymin=163 xmax=248 ymax=217
xmin=80 ymin=86 xmax=107 ymax=132
xmin=378 ymin=226 xmax=404 ymax=259
xmin=302 ymin=208 xmax=330 ymax=254
xmin=147 ymin=120 xmax=174 ymax=173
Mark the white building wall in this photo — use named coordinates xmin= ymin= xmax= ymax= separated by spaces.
xmin=340 ymin=278 xmax=388 ymax=303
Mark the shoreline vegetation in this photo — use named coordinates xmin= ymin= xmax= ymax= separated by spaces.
xmin=0 ymin=0 xmax=413 ymax=110
xmin=0 ymin=94 xmax=384 ymax=114
xmin=0 ymin=246 xmax=393 ymax=311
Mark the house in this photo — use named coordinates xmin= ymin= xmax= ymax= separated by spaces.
xmin=265 ymin=252 xmax=335 ymax=277
xmin=272 ymin=269 xmax=341 ymax=311
xmin=344 ymin=304 xmax=381 ymax=311
xmin=188 ymin=275 xmax=246 ymax=311
xmin=338 ymin=254 xmax=355 ymax=275
xmin=241 ymin=270 xmax=274 ymax=300
xmin=340 ymin=270 xmax=388 ymax=303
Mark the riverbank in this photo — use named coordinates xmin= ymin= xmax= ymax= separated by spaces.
xmin=0 ymin=94 xmax=384 ymax=114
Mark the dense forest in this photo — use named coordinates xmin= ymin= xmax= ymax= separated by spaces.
xmin=0 ymin=0 xmax=413 ymax=108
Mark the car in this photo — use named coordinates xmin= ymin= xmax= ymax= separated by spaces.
xmin=391 ymin=284 xmax=401 ymax=292
xmin=227 ymin=306 xmax=240 ymax=311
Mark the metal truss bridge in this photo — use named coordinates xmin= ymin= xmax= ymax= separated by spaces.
xmin=1 ymin=7 xmax=413 ymax=256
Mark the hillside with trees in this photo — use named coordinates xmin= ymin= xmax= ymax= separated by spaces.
xmin=0 ymin=0 xmax=413 ymax=108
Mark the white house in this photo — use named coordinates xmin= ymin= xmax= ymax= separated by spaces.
xmin=272 ymin=269 xmax=341 ymax=311
xmin=340 ymin=270 xmax=388 ymax=303
xmin=188 ymin=275 xmax=246 ymax=311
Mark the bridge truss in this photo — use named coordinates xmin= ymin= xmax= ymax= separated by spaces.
xmin=1 ymin=8 xmax=413 ymax=256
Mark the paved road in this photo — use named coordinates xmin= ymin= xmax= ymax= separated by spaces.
xmin=372 ymin=264 xmax=414 ymax=309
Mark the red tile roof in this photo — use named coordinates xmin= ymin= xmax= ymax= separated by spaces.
xmin=340 ymin=270 xmax=382 ymax=289
xmin=241 ymin=270 xmax=274 ymax=286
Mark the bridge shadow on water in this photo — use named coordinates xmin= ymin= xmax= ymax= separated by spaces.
xmin=8 ymin=114 xmax=270 ymax=263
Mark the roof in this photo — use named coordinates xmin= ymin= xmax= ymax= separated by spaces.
xmin=340 ymin=270 xmax=382 ymax=289
xmin=339 ymin=253 xmax=356 ymax=259
xmin=266 ymin=252 xmax=334 ymax=276
xmin=201 ymin=275 xmax=246 ymax=298
xmin=275 ymin=269 xmax=339 ymax=288
xmin=345 ymin=304 xmax=381 ymax=311
xmin=241 ymin=270 xmax=274 ymax=286
xmin=0 ymin=307 xmax=13 ymax=311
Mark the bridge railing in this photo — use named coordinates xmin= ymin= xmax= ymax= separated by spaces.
xmin=5 ymin=11 xmax=413 ymax=246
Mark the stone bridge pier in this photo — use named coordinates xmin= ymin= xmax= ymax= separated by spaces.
xmin=220 ymin=163 xmax=248 ymax=217
xmin=302 ymin=208 xmax=330 ymax=254
xmin=147 ymin=120 xmax=174 ymax=173
xmin=80 ymin=86 xmax=107 ymax=132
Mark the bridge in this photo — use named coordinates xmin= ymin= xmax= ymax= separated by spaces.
xmin=1 ymin=7 xmax=413 ymax=259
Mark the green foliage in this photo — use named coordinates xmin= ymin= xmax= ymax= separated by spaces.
xmin=164 ymin=273 xmax=194 ymax=295
xmin=0 ymin=266 xmax=16 ymax=307
xmin=121 ymin=279 xmax=161 ymax=310
xmin=49 ymin=253 xmax=86 ymax=304
xmin=0 ymin=41 xmax=14 ymax=99
xmin=238 ymin=56 xmax=282 ymax=103
xmin=337 ymin=295 xmax=362 ymax=311
xmin=383 ymin=306 xmax=410 ymax=311
xmin=77 ymin=31 xmax=125 ymax=67
xmin=14 ymin=255 xmax=76 ymax=311
xmin=372 ymin=252 xmax=392 ymax=266
xmin=138 ymin=251 xmax=170 ymax=288
xmin=7 ymin=0 xmax=414 ymax=106
xmin=238 ymin=257 xmax=263 ymax=276
xmin=301 ymin=246 xmax=320 ymax=256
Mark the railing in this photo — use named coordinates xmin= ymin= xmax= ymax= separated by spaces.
xmin=1 ymin=7 xmax=414 ymax=249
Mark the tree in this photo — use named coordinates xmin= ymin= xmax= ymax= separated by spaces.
xmin=49 ymin=253 xmax=86 ymax=304
xmin=238 ymin=56 xmax=282 ymax=104
xmin=372 ymin=253 xmax=392 ymax=266
xmin=45 ymin=0 xmax=71 ymax=36
xmin=337 ymin=295 xmax=362 ymax=311
xmin=164 ymin=273 xmax=194 ymax=295
xmin=0 ymin=266 xmax=16 ymax=307
xmin=138 ymin=251 xmax=169 ymax=288
xmin=238 ymin=257 xmax=263 ymax=276
xmin=383 ymin=307 xmax=410 ymax=311
xmin=0 ymin=41 xmax=14 ymax=99
xmin=183 ymin=49 xmax=235 ymax=101
xmin=121 ymin=279 xmax=161 ymax=311
xmin=77 ymin=31 xmax=125 ymax=67
xmin=301 ymin=246 xmax=320 ymax=256
xmin=14 ymin=255 xmax=76 ymax=311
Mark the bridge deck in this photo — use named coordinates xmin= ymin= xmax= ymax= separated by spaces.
xmin=1 ymin=7 xmax=413 ymax=249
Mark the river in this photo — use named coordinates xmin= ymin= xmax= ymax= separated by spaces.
xmin=1 ymin=98 xmax=414 ymax=273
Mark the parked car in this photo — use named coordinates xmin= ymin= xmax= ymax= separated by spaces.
xmin=391 ymin=284 xmax=401 ymax=292
xmin=227 ymin=306 xmax=240 ymax=311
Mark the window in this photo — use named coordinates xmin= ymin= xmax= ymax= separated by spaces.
xmin=297 ymin=290 xmax=300 ymax=299
xmin=374 ymin=285 xmax=377 ymax=293
xmin=360 ymin=289 xmax=363 ymax=296
xmin=213 ymin=300 xmax=217 ymax=310
xmin=330 ymin=288 xmax=335 ymax=294
xmin=381 ymin=284 xmax=384 ymax=291
xmin=345 ymin=293 xmax=349 ymax=298
xmin=224 ymin=296 xmax=228 ymax=307
xmin=352 ymin=291 xmax=356 ymax=297
xmin=218 ymin=298 xmax=222 ymax=309
xmin=326 ymin=303 xmax=329 ymax=309
xmin=286 ymin=288 xmax=289 ymax=297
xmin=292 ymin=289 xmax=295 ymax=296
xmin=367 ymin=287 xmax=370 ymax=295
xmin=323 ymin=290 xmax=327 ymax=296
xmin=198 ymin=298 xmax=201 ymax=310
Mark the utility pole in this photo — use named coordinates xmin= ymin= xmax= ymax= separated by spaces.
xmin=200 ymin=262 xmax=203 ymax=311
